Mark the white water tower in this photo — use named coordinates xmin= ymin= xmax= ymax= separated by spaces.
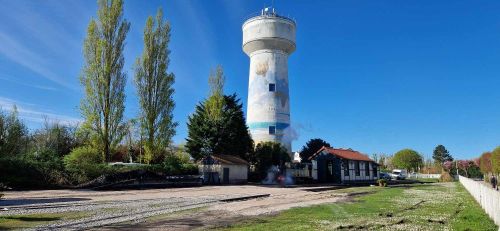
xmin=242 ymin=8 xmax=296 ymax=152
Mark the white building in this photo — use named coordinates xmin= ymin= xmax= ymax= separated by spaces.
xmin=198 ymin=155 xmax=249 ymax=184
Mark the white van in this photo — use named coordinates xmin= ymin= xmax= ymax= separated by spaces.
xmin=391 ymin=169 xmax=407 ymax=180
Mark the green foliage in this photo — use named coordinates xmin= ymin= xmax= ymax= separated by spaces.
xmin=252 ymin=142 xmax=290 ymax=178
xmin=206 ymin=65 xmax=225 ymax=122
xmin=432 ymin=144 xmax=453 ymax=165
xmin=491 ymin=146 xmax=500 ymax=174
xmin=0 ymin=156 xmax=68 ymax=189
xmin=135 ymin=8 xmax=177 ymax=164
xmin=466 ymin=164 xmax=483 ymax=178
xmin=392 ymin=149 xmax=423 ymax=171
xmin=299 ymin=138 xmax=331 ymax=163
xmin=186 ymin=94 xmax=253 ymax=161
xmin=80 ymin=0 xmax=130 ymax=162
xmin=0 ymin=107 xmax=29 ymax=157
xmin=64 ymin=146 xmax=108 ymax=183
xmin=162 ymin=154 xmax=197 ymax=175
xmin=30 ymin=121 xmax=82 ymax=158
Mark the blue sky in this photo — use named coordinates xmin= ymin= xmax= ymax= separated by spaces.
xmin=0 ymin=0 xmax=499 ymax=160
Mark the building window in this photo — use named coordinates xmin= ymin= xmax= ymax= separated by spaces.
xmin=269 ymin=126 xmax=276 ymax=135
xmin=373 ymin=165 xmax=378 ymax=177
xmin=269 ymin=83 xmax=276 ymax=92
xmin=343 ymin=160 xmax=349 ymax=176
xmin=365 ymin=162 xmax=370 ymax=176
xmin=355 ymin=161 xmax=360 ymax=176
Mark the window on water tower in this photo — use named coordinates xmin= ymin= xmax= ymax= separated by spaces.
xmin=269 ymin=83 xmax=276 ymax=92
xmin=268 ymin=126 xmax=276 ymax=135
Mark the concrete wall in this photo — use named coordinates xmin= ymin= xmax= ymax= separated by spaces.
xmin=243 ymin=14 xmax=296 ymax=152
xmin=222 ymin=164 xmax=248 ymax=182
xmin=246 ymin=50 xmax=292 ymax=151
xmin=459 ymin=176 xmax=500 ymax=227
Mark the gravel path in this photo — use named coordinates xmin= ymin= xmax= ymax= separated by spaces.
xmin=1 ymin=185 xmax=346 ymax=230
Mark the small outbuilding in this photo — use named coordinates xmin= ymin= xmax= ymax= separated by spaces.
xmin=198 ymin=154 xmax=249 ymax=184
xmin=309 ymin=146 xmax=379 ymax=184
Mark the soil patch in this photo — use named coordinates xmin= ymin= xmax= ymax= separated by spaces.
xmin=96 ymin=210 xmax=254 ymax=231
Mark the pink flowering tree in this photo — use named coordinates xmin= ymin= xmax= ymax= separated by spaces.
xmin=457 ymin=160 xmax=471 ymax=177
xmin=443 ymin=161 xmax=453 ymax=173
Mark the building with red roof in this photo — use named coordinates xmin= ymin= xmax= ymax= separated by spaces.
xmin=308 ymin=146 xmax=379 ymax=183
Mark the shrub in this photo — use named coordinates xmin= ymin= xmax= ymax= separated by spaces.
xmin=377 ymin=179 xmax=387 ymax=187
xmin=162 ymin=154 xmax=198 ymax=175
xmin=180 ymin=163 xmax=198 ymax=175
xmin=252 ymin=142 xmax=291 ymax=180
xmin=440 ymin=171 xmax=454 ymax=182
xmin=64 ymin=146 xmax=109 ymax=183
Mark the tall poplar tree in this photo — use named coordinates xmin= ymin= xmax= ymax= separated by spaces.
xmin=80 ymin=0 xmax=130 ymax=162
xmin=206 ymin=65 xmax=225 ymax=122
xmin=135 ymin=8 xmax=177 ymax=164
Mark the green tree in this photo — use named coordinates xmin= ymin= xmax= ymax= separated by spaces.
xmin=491 ymin=147 xmax=500 ymax=174
xmin=299 ymin=138 xmax=331 ymax=163
xmin=186 ymin=94 xmax=253 ymax=161
xmin=134 ymin=8 xmax=177 ymax=164
xmin=392 ymin=149 xmax=423 ymax=172
xmin=0 ymin=106 xmax=29 ymax=156
xmin=80 ymin=0 xmax=130 ymax=162
xmin=479 ymin=152 xmax=492 ymax=174
xmin=30 ymin=120 xmax=81 ymax=157
xmin=253 ymin=142 xmax=291 ymax=178
xmin=432 ymin=144 xmax=453 ymax=165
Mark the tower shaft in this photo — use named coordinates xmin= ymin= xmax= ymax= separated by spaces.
xmin=242 ymin=9 xmax=296 ymax=152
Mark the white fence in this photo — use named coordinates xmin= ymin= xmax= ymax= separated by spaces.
xmin=459 ymin=176 xmax=500 ymax=227
xmin=408 ymin=173 xmax=441 ymax=179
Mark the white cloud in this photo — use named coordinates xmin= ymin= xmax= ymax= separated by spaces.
xmin=0 ymin=76 xmax=58 ymax=91
xmin=0 ymin=97 xmax=82 ymax=126
xmin=0 ymin=32 xmax=76 ymax=89
xmin=0 ymin=1 xmax=86 ymax=90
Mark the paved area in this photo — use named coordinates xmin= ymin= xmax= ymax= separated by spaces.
xmin=0 ymin=185 xmax=347 ymax=230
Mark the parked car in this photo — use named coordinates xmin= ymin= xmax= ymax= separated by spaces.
xmin=391 ymin=169 xmax=407 ymax=180
xmin=379 ymin=172 xmax=392 ymax=181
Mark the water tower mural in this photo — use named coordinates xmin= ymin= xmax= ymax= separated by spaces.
xmin=242 ymin=8 xmax=296 ymax=152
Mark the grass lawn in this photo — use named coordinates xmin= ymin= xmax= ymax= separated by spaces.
xmin=221 ymin=182 xmax=497 ymax=231
xmin=0 ymin=211 xmax=89 ymax=230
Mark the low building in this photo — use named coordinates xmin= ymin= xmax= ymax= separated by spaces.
xmin=309 ymin=146 xmax=379 ymax=183
xmin=198 ymin=154 xmax=249 ymax=184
